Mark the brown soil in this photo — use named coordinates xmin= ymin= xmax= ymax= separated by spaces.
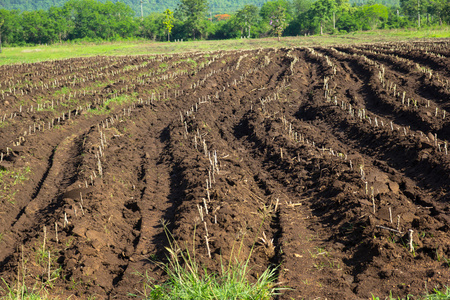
xmin=1 ymin=40 xmax=450 ymax=299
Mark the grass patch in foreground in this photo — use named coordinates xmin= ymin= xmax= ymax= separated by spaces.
xmin=133 ymin=226 xmax=282 ymax=299
xmin=1 ymin=278 xmax=47 ymax=300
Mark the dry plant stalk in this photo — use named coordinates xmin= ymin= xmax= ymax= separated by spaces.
xmin=408 ymin=229 xmax=414 ymax=253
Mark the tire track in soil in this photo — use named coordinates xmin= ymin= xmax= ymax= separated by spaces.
xmin=234 ymin=112 xmax=345 ymax=299
xmin=110 ymin=118 xmax=181 ymax=298
xmin=151 ymin=50 xmax=300 ymax=293
xmin=106 ymin=53 xmax=267 ymax=296
xmin=0 ymin=118 xmax=103 ymax=270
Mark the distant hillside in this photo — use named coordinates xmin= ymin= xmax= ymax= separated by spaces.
xmin=0 ymin=0 xmax=400 ymax=15
xmin=0 ymin=0 xmax=268 ymax=15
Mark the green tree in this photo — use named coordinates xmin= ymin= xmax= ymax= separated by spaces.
xmin=47 ymin=6 xmax=71 ymax=43
xmin=177 ymin=0 xmax=208 ymax=39
xmin=109 ymin=2 xmax=137 ymax=39
xmin=260 ymin=0 xmax=292 ymax=37
xmin=163 ymin=9 xmax=174 ymax=41
xmin=386 ymin=6 xmax=410 ymax=28
xmin=0 ymin=9 xmax=22 ymax=45
xmin=0 ymin=18 xmax=3 ymax=53
xmin=210 ymin=16 xmax=240 ymax=39
xmin=292 ymin=0 xmax=313 ymax=15
xmin=443 ymin=0 xmax=450 ymax=24
xmin=285 ymin=0 xmax=313 ymax=35
xmin=260 ymin=0 xmax=292 ymax=21
xmin=427 ymin=0 xmax=445 ymax=25
xmin=400 ymin=0 xmax=429 ymax=27
xmin=21 ymin=10 xmax=58 ymax=44
xmin=310 ymin=0 xmax=337 ymax=34
xmin=363 ymin=4 xmax=389 ymax=29
xmin=64 ymin=0 xmax=136 ymax=40
xmin=235 ymin=5 xmax=259 ymax=38
xmin=335 ymin=9 xmax=360 ymax=32
xmin=269 ymin=5 xmax=288 ymax=41
xmin=140 ymin=13 xmax=165 ymax=41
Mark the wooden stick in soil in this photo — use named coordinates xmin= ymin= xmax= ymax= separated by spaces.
xmin=43 ymin=226 xmax=47 ymax=253
xmin=204 ymin=221 xmax=209 ymax=237
xmin=372 ymin=195 xmax=376 ymax=214
xmin=197 ymin=204 xmax=204 ymax=221
xmin=48 ymin=251 xmax=51 ymax=281
xmin=389 ymin=207 xmax=393 ymax=224
xmin=408 ymin=229 xmax=414 ymax=253
xmin=64 ymin=213 xmax=69 ymax=227
xmin=55 ymin=222 xmax=58 ymax=243
xmin=202 ymin=198 xmax=209 ymax=215
xmin=205 ymin=235 xmax=211 ymax=258
xmin=376 ymin=225 xmax=402 ymax=234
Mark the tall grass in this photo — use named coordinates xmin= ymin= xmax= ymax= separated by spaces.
xmin=1 ymin=278 xmax=47 ymax=300
xmin=134 ymin=226 xmax=282 ymax=300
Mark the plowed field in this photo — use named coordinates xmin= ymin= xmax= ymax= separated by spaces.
xmin=1 ymin=39 xmax=450 ymax=299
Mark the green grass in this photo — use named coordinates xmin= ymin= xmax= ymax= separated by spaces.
xmin=1 ymin=278 xmax=48 ymax=300
xmin=0 ymin=42 xmax=139 ymax=65
xmin=88 ymin=94 xmax=137 ymax=115
xmin=137 ymin=255 xmax=280 ymax=299
xmin=372 ymin=286 xmax=450 ymax=300
xmin=133 ymin=227 xmax=282 ymax=300
xmin=0 ymin=166 xmax=32 ymax=204
xmin=1 ymin=26 xmax=449 ymax=65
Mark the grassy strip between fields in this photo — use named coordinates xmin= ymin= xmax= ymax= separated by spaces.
xmin=0 ymin=26 xmax=449 ymax=66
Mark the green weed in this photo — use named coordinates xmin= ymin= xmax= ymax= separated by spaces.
xmin=0 ymin=166 xmax=32 ymax=203
xmin=133 ymin=223 xmax=283 ymax=299
xmin=0 ymin=278 xmax=47 ymax=300
xmin=371 ymin=286 xmax=450 ymax=300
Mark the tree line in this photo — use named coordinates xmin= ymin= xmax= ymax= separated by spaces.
xmin=0 ymin=0 xmax=269 ymax=16
xmin=0 ymin=0 xmax=448 ymax=47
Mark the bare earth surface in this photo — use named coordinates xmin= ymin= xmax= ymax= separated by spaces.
xmin=0 ymin=39 xmax=450 ymax=299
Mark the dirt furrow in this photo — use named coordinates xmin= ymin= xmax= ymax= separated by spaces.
xmin=233 ymin=109 xmax=354 ymax=298
xmin=321 ymin=47 xmax=444 ymax=134
xmin=0 ymin=116 xmax=104 ymax=263
xmin=110 ymin=116 xmax=181 ymax=298
xmin=351 ymin=47 xmax=450 ymax=109
xmin=365 ymin=43 xmax=450 ymax=78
